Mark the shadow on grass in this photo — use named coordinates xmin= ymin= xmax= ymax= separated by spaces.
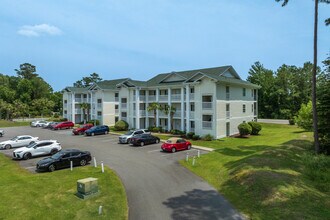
xmin=214 ymin=145 xmax=270 ymax=157
xmin=162 ymin=189 xmax=244 ymax=220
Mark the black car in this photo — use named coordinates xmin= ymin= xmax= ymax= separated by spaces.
xmin=36 ymin=149 xmax=92 ymax=172
xmin=130 ymin=134 xmax=160 ymax=146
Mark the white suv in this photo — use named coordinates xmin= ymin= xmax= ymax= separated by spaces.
xmin=0 ymin=135 xmax=39 ymax=149
xmin=119 ymin=129 xmax=151 ymax=144
xmin=13 ymin=140 xmax=62 ymax=160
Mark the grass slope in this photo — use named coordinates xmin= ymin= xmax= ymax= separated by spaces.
xmin=0 ymin=120 xmax=30 ymax=127
xmin=181 ymin=124 xmax=330 ymax=220
xmin=0 ymin=154 xmax=128 ymax=220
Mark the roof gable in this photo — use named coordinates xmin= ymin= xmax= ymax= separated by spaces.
xmin=159 ymin=72 xmax=187 ymax=84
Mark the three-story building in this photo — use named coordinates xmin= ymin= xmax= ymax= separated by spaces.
xmin=62 ymin=66 xmax=260 ymax=138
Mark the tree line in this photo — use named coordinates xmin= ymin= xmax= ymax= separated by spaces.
xmin=0 ymin=63 xmax=62 ymax=119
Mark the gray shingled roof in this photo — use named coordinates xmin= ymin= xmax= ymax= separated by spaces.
xmin=63 ymin=87 xmax=90 ymax=93
xmin=65 ymin=66 xmax=260 ymax=91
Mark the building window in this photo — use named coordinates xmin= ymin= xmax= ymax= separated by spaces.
xmin=64 ymin=100 xmax=67 ymax=104
xmin=121 ymin=112 xmax=127 ymax=117
xmin=226 ymin=86 xmax=230 ymax=100
xmin=243 ymin=88 xmax=246 ymax=97
xmin=83 ymin=94 xmax=87 ymax=98
xmin=190 ymin=87 xmax=195 ymax=94
xmin=115 ymin=116 xmax=119 ymax=123
xmin=243 ymin=104 xmax=246 ymax=113
xmin=97 ymin=111 xmax=102 ymax=116
xmin=190 ymin=104 xmax=195 ymax=111
xmin=115 ymin=105 xmax=118 ymax=110
xmin=97 ymin=99 xmax=102 ymax=103
xmin=64 ymin=110 xmax=67 ymax=114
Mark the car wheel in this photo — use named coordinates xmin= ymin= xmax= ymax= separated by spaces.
xmin=79 ymin=131 xmax=83 ymax=135
xmin=155 ymin=139 xmax=160 ymax=144
xmin=0 ymin=133 xmax=2 ymax=137
xmin=171 ymin=147 xmax=176 ymax=153
xmin=187 ymin=145 xmax=192 ymax=150
xmin=140 ymin=141 xmax=145 ymax=147
xmin=127 ymin=138 xmax=130 ymax=144
xmin=37 ymin=124 xmax=40 ymax=127
xmin=23 ymin=153 xmax=32 ymax=160
xmin=50 ymin=149 xmax=58 ymax=155
xmin=105 ymin=131 xmax=109 ymax=134
xmin=5 ymin=144 xmax=11 ymax=150
xmin=80 ymin=159 xmax=87 ymax=166
xmin=91 ymin=132 xmax=95 ymax=136
xmin=48 ymin=164 xmax=56 ymax=172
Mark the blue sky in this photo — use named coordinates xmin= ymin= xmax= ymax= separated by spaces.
xmin=0 ymin=0 xmax=329 ymax=91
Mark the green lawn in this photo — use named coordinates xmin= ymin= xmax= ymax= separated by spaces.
xmin=0 ymin=120 xmax=30 ymax=127
xmin=0 ymin=154 xmax=128 ymax=219
xmin=181 ymin=124 xmax=330 ymax=220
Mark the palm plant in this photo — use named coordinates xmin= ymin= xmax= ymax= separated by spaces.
xmin=147 ymin=102 xmax=162 ymax=127
xmin=79 ymin=103 xmax=90 ymax=123
xmin=276 ymin=0 xmax=330 ymax=153
xmin=163 ymin=105 xmax=176 ymax=131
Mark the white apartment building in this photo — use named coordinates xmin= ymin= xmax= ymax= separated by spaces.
xmin=62 ymin=66 xmax=260 ymax=138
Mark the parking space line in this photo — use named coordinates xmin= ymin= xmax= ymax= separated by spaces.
xmin=147 ymin=149 xmax=162 ymax=153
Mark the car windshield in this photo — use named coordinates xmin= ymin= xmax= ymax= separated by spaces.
xmin=26 ymin=142 xmax=38 ymax=148
xmin=51 ymin=152 xmax=65 ymax=160
xmin=125 ymin=131 xmax=133 ymax=135
xmin=166 ymin=140 xmax=173 ymax=143
xmin=10 ymin=137 xmax=18 ymax=141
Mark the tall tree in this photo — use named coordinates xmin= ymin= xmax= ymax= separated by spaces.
xmin=79 ymin=103 xmax=90 ymax=123
xmin=15 ymin=63 xmax=38 ymax=79
xmin=276 ymin=0 xmax=330 ymax=153
xmin=73 ymin=72 xmax=102 ymax=87
xmin=163 ymin=105 xmax=176 ymax=131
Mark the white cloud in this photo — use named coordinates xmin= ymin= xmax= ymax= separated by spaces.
xmin=18 ymin=24 xmax=62 ymax=37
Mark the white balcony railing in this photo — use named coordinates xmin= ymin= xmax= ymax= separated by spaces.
xmin=75 ymin=109 xmax=82 ymax=114
xmin=189 ymin=111 xmax=195 ymax=119
xmin=190 ymin=127 xmax=195 ymax=132
xmin=133 ymin=95 xmax=146 ymax=102
xmin=115 ymin=97 xmax=119 ymax=102
xmin=173 ymin=110 xmax=181 ymax=118
xmin=75 ymin=98 xmax=82 ymax=103
xmin=202 ymin=121 xmax=213 ymax=129
xmin=115 ymin=109 xmax=119 ymax=115
xmin=226 ymin=111 xmax=230 ymax=119
xmin=202 ymin=102 xmax=213 ymax=110
xmin=140 ymin=110 xmax=146 ymax=116
xmin=148 ymin=95 xmax=156 ymax=102
xmin=190 ymin=93 xmax=195 ymax=101
xmin=121 ymin=103 xmax=127 ymax=109
xmin=121 ymin=117 xmax=127 ymax=122
xmin=226 ymin=93 xmax=230 ymax=101
xmin=97 ymin=103 xmax=102 ymax=109
xmin=171 ymin=94 xmax=181 ymax=101
xmin=159 ymin=95 xmax=168 ymax=101
xmin=158 ymin=111 xmax=167 ymax=117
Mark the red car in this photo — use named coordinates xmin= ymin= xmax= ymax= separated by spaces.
xmin=52 ymin=121 xmax=74 ymax=130
xmin=72 ymin=124 xmax=93 ymax=135
xmin=161 ymin=138 xmax=192 ymax=153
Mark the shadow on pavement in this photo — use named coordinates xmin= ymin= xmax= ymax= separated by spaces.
xmin=163 ymin=189 xmax=244 ymax=220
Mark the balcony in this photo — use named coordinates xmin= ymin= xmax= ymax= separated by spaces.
xmin=158 ymin=111 xmax=167 ymax=117
xmin=226 ymin=93 xmax=230 ymax=101
xmin=121 ymin=117 xmax=127 ymax=122
xmin=115 ymin=97 xmax=119 ymax=102
xmin=190 ymin=93 xmax=195 ymax=101
xmin=140 ymin=110 xmax=146 ymax=116
xmin=148 ymin=95 xmax=156 ymax=102
xmin=121 ymin=103 xmax=127 ymax=109
xmin=226 ymin=111 xmax=230 ymax=119
xmin=189 ymin=111 xmax=195 ymax=119
xmin=171 ymin=94 xmax=181 ymax=101
xmin=173 ymin=110 xmax=181 ymax=118
xmin=75 ymin=109 xmax=82 ymax=114
xmin=190 ymin=127 xmax=195 ymax=132
xmin=202 ymin=121 xmax=213 ymax=130
xmin=159 ymin=95 xmax=168 ymax=102
xmin=133 ymin=95 xmax=146 ymax=102
xmin=115 ymin=109 xmax=119 ymax=115
xmin=75 ymin=98 xmax=82 ymax=103
xmin=202 ymin=102 xmax=213 ymax=110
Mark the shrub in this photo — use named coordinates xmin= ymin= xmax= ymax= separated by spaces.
xmin=294 ymin=101 xmax=313 ymax=131
xmin=152 ymin=127 xmax=160 ymax=132
xmin=170 ymin=129 xmax=182 ymax=135
xmin=238 ymin=122 xmax=252 ymax=137
xmin=87 ymin=119 xmax=100 ymax=126
xmin=114 ymin=120 xmax=128 ymax=131
xmin=192 ymin=135 xmax=200 ymax=140
xmin=186 ymin=132 xmax=195 ymax=139
xmin=248 ymin=121 xmax=262 ymax=135
xmin=202 ymin=134 xmax=213 ymax=141
xmin=289 ymin=119 xmax=295 ymax=125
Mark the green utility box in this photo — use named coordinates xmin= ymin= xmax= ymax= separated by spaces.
xmin=76 ymin=177 xmax=99 ymax=199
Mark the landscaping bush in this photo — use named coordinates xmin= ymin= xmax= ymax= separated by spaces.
xmin=170 ymin=129 xmax=182 ymax=135
xmin=192 ymin=135 xmax=200 ymax=140
xmin=114 ymin=120 xmax=128 ymax=131
xmin=289 ymin=118 xmax=295 ymax=125
xmin=294 ymin=101 xmax=313 ymax=131
xmin=202 ymin=134 xmax=213 ymax=141
xmin=52 ymin=118 xmax=68 ymax=122
xmin=248 ymin=121 xmax=262 ymax=135
xmin=186 ymin=132 xmax=195 ymax=139
xmin=87 ymin=119 xmax=100 ymax=125
xmin=238 ymin=122 xmax=252 ymax=137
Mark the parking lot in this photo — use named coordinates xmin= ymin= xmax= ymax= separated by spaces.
xmin=0 ymin=126 xmax=244 ymax=220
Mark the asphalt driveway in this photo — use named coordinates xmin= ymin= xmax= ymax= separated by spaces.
xmin=1 ymin=127 xmax=245 ymax=220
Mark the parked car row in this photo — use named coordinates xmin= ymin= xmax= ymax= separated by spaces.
xmin=31 ymin=120 xmax=74 ymax=130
